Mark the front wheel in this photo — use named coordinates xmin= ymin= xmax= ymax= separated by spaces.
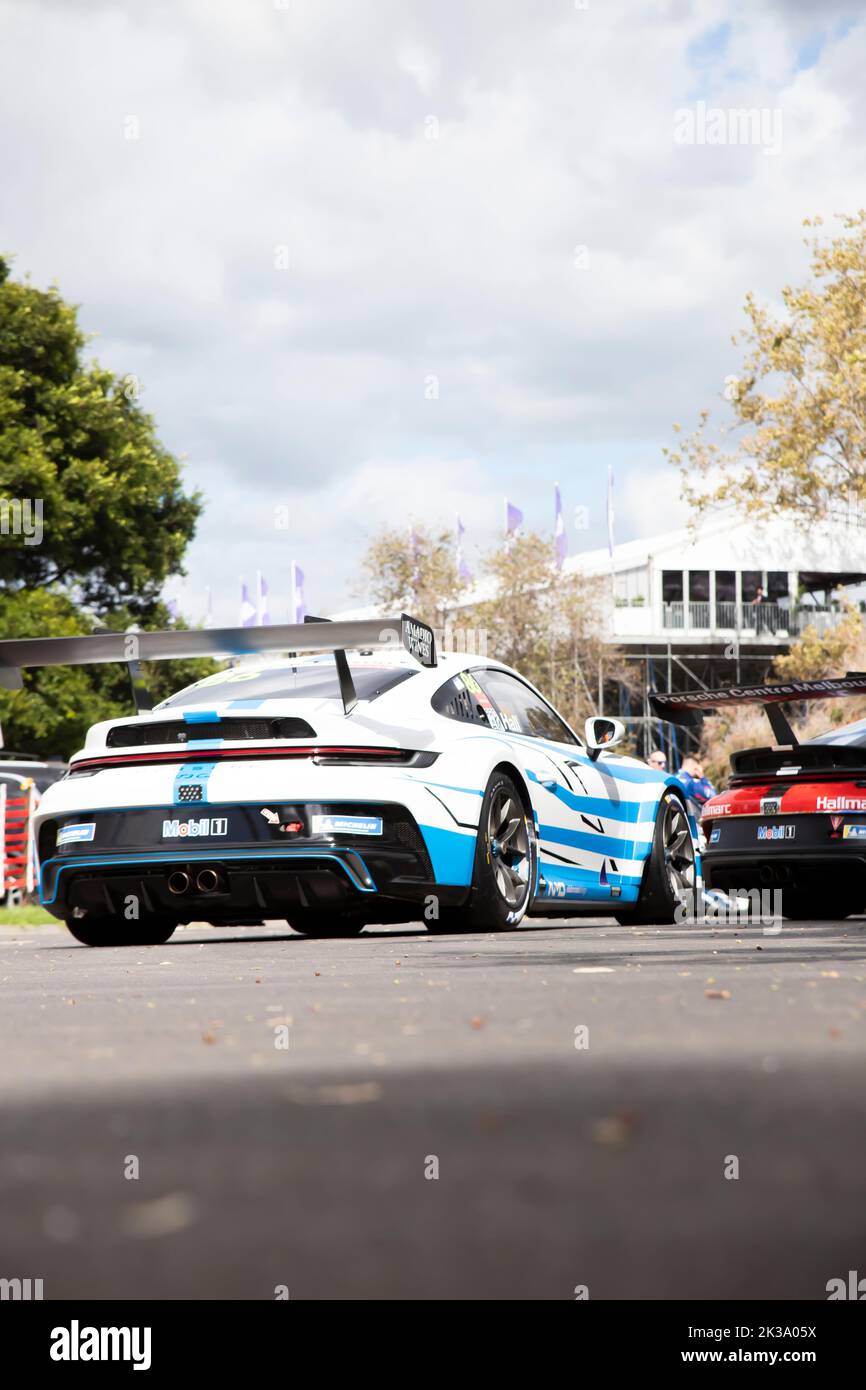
xmin=615 ymin=791 xmax=696 ymax=926
xmin=428 ymin=772 xmax=536 ymax=934
xmin=65 ymin=913 xmax=177 ymax=947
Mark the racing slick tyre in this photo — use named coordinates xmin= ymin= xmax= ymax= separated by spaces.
xmin=428 ymin=771 xmax=536 ymax=934
xmin=64 ymin=913 xmax=177 ymax=947
xmin=287 ymin=910 xmax=366 ymax=938
xmin=780 ymin=890 xmax=863 ymax=921
xmin=614 ymin=789 xmax=695 ymax=926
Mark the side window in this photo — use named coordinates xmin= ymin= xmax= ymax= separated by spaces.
xmin=432 ymin=672 xmax=502 ymax=728
xmin=476 ymin=670 xmax=579 ymax=745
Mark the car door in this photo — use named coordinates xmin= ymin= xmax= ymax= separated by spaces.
xmin=474 ymin=670 xmax=629 ymax=906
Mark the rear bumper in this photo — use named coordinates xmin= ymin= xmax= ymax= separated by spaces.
xmin=703 ymin=847 xmax=866 ymax=893
xmin=701 ymin=810 xmax=866 ymax=893
xmin=37 ymin=800 xmax=470 ymax=921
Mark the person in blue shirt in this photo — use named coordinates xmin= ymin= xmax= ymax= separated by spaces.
xmin=676 ymin=756 xmax=717 ymax=806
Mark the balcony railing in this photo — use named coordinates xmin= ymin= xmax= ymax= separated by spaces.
xmin=659 ymin=602 xmax=850 ymax=636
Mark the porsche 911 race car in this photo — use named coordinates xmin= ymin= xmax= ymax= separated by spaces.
xmin=652 ymin=674 xmax=866 ymax=920
xmin=0 ymin=616 xmax=698 ymax=945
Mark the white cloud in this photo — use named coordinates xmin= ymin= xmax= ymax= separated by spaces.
xmin=1 ymin=0 xmax=864 ymax=616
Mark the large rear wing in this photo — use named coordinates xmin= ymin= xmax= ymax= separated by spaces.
xmin=650 ymin=673 xmax=866 ymax=746
xmin=0 ymin=613 xmax=437 ymax=716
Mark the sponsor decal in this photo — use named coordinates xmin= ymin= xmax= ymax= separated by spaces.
xmin=498 ymin=708 xmax=522 ymax=733
xmin=707 ymin=802 xmax=732 ymax=816
xmin=710 ymin=827 xmax=721 ymax=843
xmin=760 ymin=796 xmax=782 ymax=815
xmin=544 ymin=879 xmax=587 ymax=898
xmin=403 ymin=616 xmax=435 ymax=666
xmin=842 ymin=824 xmax=866 ymax=840
xmin=817 ymin=795 xmax=866 ymax=812
xmin=161 ymin=817 xmax=228 ymax=839
xmin=757 ymin=824 xmax=796 ymax=840
xmin=311 ymin=814 xmax=383 ymax=836
xmin=57 ymin=822 xmax=96 ymax=846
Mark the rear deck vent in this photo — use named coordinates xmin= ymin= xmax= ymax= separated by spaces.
xmin=107 ymin=716 xmax=316 ymax=748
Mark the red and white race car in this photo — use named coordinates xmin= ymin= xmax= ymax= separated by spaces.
xmin=652 ymin=674 xmax=866 ymax=920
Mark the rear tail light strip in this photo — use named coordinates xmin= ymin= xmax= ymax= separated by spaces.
xmin=68 ymin=746 xmax=436 ymax=775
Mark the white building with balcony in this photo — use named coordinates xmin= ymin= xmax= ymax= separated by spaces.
xmin=569 ymin=509 xmax=865 ymax=653
xmin=331 ymin=509 xmax=865 ymax=755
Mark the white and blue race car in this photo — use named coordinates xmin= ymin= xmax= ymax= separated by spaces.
xmin=0 ymin=615 xmax=698 ymax=945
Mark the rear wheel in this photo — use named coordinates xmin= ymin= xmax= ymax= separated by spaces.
xmin=428 ymin=772 xmax=535 ymax=934
xmin=781 ymin=890 xmax=862 ymax=921
xmin=287 ymin=910 xmax=366 ymax=938
xmin=65 ymin=913 xmax=177 ymax=947
xmin=615 ymin=791 xmax=695 ymax=926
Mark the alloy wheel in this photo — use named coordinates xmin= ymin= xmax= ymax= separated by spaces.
xmin=487 ymin=788 xmax=531 ymax=909
xmin=662 ymin=797 xmax=696 ymax=899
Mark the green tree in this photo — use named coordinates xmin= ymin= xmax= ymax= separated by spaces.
xmin=357 ymin=524 xmax=469 ymax=629
xmin=465 ymin=532 xmax=631 ymax=729
xmin=358 ymin=524 xmax=631 ymax=731
xmin=0 ymin=588 xmax=216 ymax=759
xmin=0 ymin=257 xmax=213 ymax=756
xmin=666 ymin=212 xmax=866 ymax=524
xmin=0 ymin=254 xmax=201 ymax=613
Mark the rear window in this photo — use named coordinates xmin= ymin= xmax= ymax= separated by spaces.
xmin=158 ymin=660 xmax=416 ymax=709
xmin=808 ymin=717 xmax=866 ymax=749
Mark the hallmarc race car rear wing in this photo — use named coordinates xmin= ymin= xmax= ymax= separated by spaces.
xmin=650 ymin=673 xmax=866 ymax=747
xmin=0 ymin=613 xmax=437 ymax=716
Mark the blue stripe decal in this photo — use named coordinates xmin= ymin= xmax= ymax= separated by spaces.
xmin=187 ymin=739 xmax=224 ymax=749
xmin=172 ymin=762 xmax=217 ymax=805
xmin=537 ymin=859 xmax=643 ymax=896
xmin=39 ymin=848 xmax=377 ymax=906
xmin=500 ymin=731 xmax=669 ymax=785
xmin=537 ymin=822 xmax=636 ymax=860
xmin=418 ymin=823 xmax=476 ymax=886
xmin=525 ymin=770 xmax=655 ymax=825
xmin=183 ymin=711 xmax=219 ymax=723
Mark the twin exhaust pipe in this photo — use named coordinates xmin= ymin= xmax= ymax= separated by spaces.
xmin=167 ymin=868 xmax=224 ymax=896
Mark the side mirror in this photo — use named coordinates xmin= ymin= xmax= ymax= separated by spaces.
xmin=584 ymin=716 xmax=626 ymax=760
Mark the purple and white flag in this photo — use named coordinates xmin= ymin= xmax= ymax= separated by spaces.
xmin=166 ymin=598 xmax=180 ymax=622
xmin=292 ymin=562 xmax=306 ymax=624
xmin=456 ymin=516 xmax=472 ymax=583
xmin=256 ymin=570 xmax=271 ymax=626
xmin=554 ymin=482 xmax=567 ymax=569
xmin=606 ymin=465 xmax=615 ymax=558
xmin=505 ymin=498 xmax=523 ymax=536
xmin=239 ymin=578 xmax=256 ymax=628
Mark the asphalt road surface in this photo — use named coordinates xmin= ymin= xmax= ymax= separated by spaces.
xmin=1 ymin=914 xmax=864 ymax=1300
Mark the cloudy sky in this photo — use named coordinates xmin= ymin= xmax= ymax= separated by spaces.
xmin=1 ymin=0 xmax=864 ymax=622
